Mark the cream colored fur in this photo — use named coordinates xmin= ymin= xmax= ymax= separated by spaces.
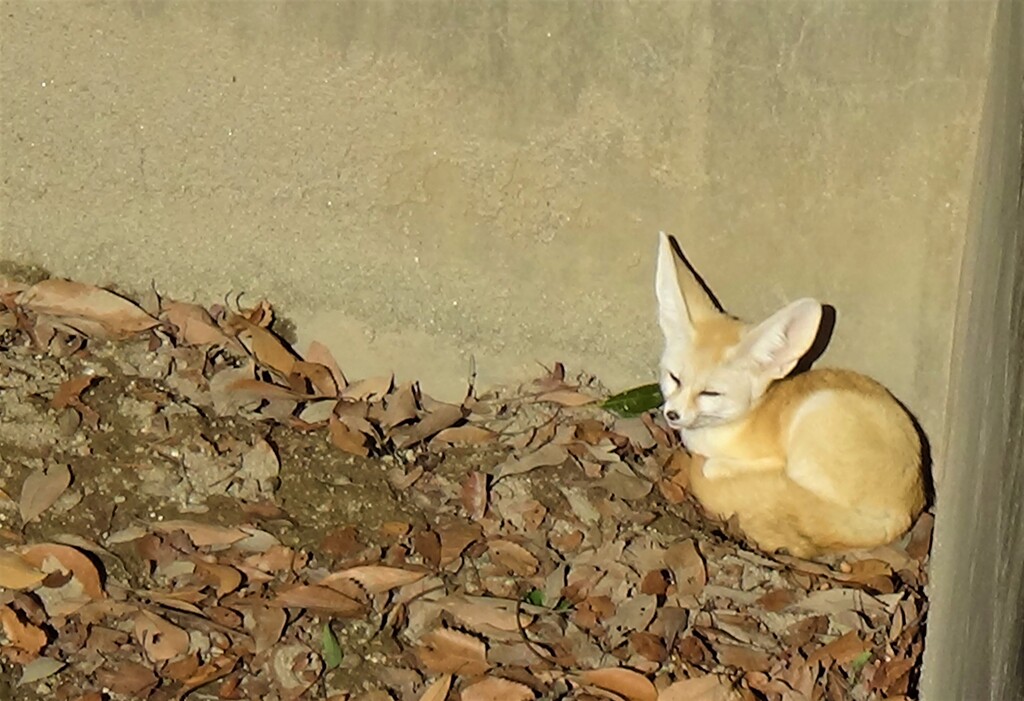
xmin=655 ymin=232 xmax=926 ymax=558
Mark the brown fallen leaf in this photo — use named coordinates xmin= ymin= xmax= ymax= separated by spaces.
xmin=321 ymin=565 xmax=428 ymax=594
xmin=658 ymin=675 xmax=739 ymax=701
xmin=432 ymin=425 xmax=498 ymax=445
xmin=438 ymin=523 xmax=483 ymax=566
xmin=415 ymin=627 xmax=489 ymax=675
xmin=268 ymin=642 xmax=323 ymax=700
xmin=226 ymin=316 xmax=299 ymax=376
xmin=495 ymin=443 xmax=569 ymax=479
xmin=273 ymin=584 xmax=365 ymax=616
xmin=579 ymin=668 xmax=657 ymax=701
xmin=807 ymin=630 xmax=872 ymax=668
xmin=0 ymin=604 xmax=47 ymax=656
xmin=209 ymin=365 xmax=308 ymax=415
xmin=20 ymin=543 xmax=104 ymax=599
xmin=413 ymin=529 xmax=443 ymax=569
xmin=94 ymin=661 xmax=158 ymax=696
xmin=329 ymin=414 xmax=372 ymax=457
xmin=537 ymin=389 xmax=597 ymax=406
xmin=0 ymin=550 xmax=45 ymax=589
xmin=417 ymin=674 xmax=453 ymax=701
xmin=381 ymin=382 xmax=420 ymax=428
xmin=242 ymin=605 xmax=287 ymax=654
xmin=17 ymin=279 xmax=158 ymax=338
xmin=178 ymin=654 xmax=238 ymax=697
xmin=50 ymin=375 xmax=99 ymax=410
xmin=194 ymin=560 xmax=244 ymax=598
xmin=19 ymin=463 xmax=72 ymax=524
xmin=134 ymin=609 xmax=190 ymax=662
xmin=665 ymin=539 xmax=707 ymax=596
xmin=342 ymin=374 xmax=393 ymax=401
xmin=487 ymin=539 xmax=539 ymax=576
xmin=241 ymin=438 xmax=281 ymax=492
xmin=305 ymin=340 xmax=348 ymax=390
xmin=161 ymin=300 xmax=230 ymax=346
xmin=460 ymin=471 xmax=489 ymax=521
xmin=460 ymin=676 xmax=536 ymax=701
xmin=291 ymin=360 xmax=339 ymax=397
xmin=153 ymin=520 xmax=249 ymax=547
xmin=393 ymin=402 xmax=466 ymax=450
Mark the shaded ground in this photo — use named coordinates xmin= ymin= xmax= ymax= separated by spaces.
xmin=0 ymin=276 xmax=929 ymax=701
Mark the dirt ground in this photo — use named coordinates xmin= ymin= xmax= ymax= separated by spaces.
xmin=0 ymin=274 xmax=930 ymax=701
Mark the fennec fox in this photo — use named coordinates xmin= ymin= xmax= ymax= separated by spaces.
xmin=655 ymin=232 xmax=926 ymax=558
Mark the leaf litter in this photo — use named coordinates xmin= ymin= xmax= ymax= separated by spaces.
xmin=0 ymin=275 xmax=932 ymax=700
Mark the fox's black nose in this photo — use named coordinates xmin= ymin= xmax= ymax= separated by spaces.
xmin=665 ymin=409 xmax=680 ymax=421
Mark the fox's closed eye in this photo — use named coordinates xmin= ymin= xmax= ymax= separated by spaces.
xmin=699 ymin=390 xmax=722 ymax=397
xmin=667 ymin=373 xmax=681 ymax=387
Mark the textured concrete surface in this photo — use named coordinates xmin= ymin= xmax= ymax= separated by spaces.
xmin=1 ymin=4 xmax=1017 ymax=694
xmin=922 ymin=1 xmax=1024 ymax=698
xmin=0 ymin=1 xmax=993 ymax=448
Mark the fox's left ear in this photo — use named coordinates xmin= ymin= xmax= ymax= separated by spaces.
xmin=739 ymin=298 xmax=822 ymax=380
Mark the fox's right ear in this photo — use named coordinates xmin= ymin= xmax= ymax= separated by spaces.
xmin=655 ymin=232 xmax=717 ymax=344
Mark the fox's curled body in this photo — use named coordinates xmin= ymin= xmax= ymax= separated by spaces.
xmin=655 ymin=233 xmax=926 ymax=558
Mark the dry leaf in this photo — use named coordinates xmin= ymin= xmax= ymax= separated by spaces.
xmin=537 ymin=389 xmax=596 ymax=406
xmin=460 ymin=676 xmax=536 ymax=701
xmin=496 ymin=443 xmax=568 ymax=479
xmin=579 ymin=668 xmax=658 ymax=701
xmin=658 ymin=675 xmax=738 ymax=701
xmin=290 ymin=360 xmax=339 ymax=397
xmin=17 ymin=657 xmax=66 ymax=686
xmin=665 ymin=539 xmax=706 ymax=596
xmin=194 ymin=561 xmax=244 ymax=598
xmin=19 ymin=463 xmax=72 ymax=524
xmin=321 ymin=565 xmax=428 ymax=594
xmin=20 ymin=543 xmax=104 ymax=599
xmin=305 ymin=340 xmax=347 ymax=390
xmin=487 ymin=540 xmax=539 ymax=576
xmin=241 ymin=438 xmax=281 ymax=491
xmin=17 ymin=279 xmax=158 ymax=338
xmin=382 ymin=382 xmax=419 ymax=428
xmin=161 ymin=300 xmax=229 ymax=346
xmin=393 ymin=402 xmax=466 ymax=449
xmin=153 ymin=520 xmax=249 ymax=547
xmin=415 ymin=627 xmax=489 ymax=675
xmin=242 ymin=605 xmax=287 ymax=654
xmin=329 ymin=415 xmax=371 ymax=457
xmin=0 ymin=550 xmax=45 ymax=589
xmin=433 ymin=425 xmax=498 ymax=445
xmin=0 ymin=605 xmax=47 ymax=655
xmin=273 ymin=584 xmax=365 ymax=616
xmin=342 ymin=375 xmax=393 ymax=401
xmin=134 ymin=609 xmax=190 ymax=662
xmin=461 ymin=471 xmax=489 ymax=520
xmin=417 ymin=674 xmax=453 ymax=701
xmin=94 ymin=661 xmax=158 ymax=696
xmin=50 ymin=375 xmax=98 ymax=410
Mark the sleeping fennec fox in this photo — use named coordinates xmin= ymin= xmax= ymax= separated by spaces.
xmin=655 ymin=232 xmax=926 ymax=558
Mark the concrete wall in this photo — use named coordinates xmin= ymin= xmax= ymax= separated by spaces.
xmin=922 ymin=1 xmax=1024 ymax=698
xmin=0 ymin=1 xmax=994 ymax=449
xmin=1 ymin=3 xmax=1018 ymax=696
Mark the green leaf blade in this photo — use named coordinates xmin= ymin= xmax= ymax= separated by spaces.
xmin=601 ymin=383 xmax=664 ymax=418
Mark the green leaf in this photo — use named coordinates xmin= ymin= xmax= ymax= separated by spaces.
xmin=321 ymin=622 xmax=343 ymax=669
xmin=524 ymin=589 xmax=545 ymax=606
xmin=601 ymin=383 xmax=664 ymax=418
xmin=851 ymin=650 xmax=872 ymax=675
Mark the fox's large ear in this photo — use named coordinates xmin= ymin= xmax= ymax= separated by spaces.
xmin=739 ymin=298 xmax=822 ymax=380
xmin=655 ymin=232 xmax=718 ymax=344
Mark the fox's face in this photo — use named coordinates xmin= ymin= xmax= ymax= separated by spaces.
xmin=655 ymin=232 xmax=822 ymax=432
